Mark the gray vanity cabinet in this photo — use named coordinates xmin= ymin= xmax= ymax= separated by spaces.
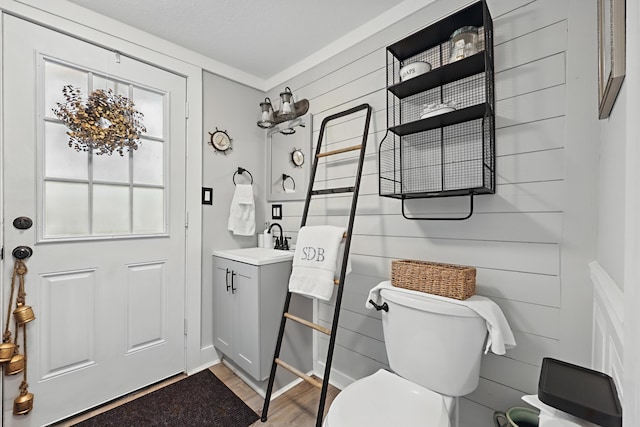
xmin=213 ymin=254 xmax=292 ymax=381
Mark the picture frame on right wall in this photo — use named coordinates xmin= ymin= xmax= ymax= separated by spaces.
xmin=597 ymin=0 xmax=626 ymax=119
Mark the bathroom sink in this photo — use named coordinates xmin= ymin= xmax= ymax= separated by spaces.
xmin=213 ymin=247 xmax=294 ymax=266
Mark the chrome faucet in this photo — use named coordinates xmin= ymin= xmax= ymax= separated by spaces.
xmin=268 ymin=223 xmax=284 ymax=250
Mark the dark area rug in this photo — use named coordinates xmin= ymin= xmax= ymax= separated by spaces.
xmin=75 ymin=369 xmax=259 ymax=427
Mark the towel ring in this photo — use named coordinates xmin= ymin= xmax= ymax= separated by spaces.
xmin=233 ymin=167 xmax=253 ymax=185
xmin=282 ymin=174 xmax=296 ymax=191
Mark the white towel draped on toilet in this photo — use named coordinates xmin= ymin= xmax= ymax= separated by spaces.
xmin=288 ymin=225 xmax=346 ymax=301
xmin=227 ymin=184 xmax=255 ymax=236
xmin=366 ymin=281 xmax=516 ymax=355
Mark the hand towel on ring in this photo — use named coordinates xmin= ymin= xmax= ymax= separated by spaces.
xmin=227 ymin=184 xmax=255 ymax=236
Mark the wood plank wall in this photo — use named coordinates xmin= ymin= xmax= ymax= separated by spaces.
xmin=265 ymin=1 xmax=584 ymax=425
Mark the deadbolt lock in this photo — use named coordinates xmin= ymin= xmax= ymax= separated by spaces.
xmin=13 ymin=217 xmax=33 ymax=230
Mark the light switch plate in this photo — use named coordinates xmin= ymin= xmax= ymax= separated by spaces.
xmin=202 ymin=187 xmax=213 ymax=205
xmin=272 ymin=204 xmax=282 ymax=219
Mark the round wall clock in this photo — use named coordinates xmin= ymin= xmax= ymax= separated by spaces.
xmin=290 ymin=148 xmax=304 ymax=167
xmin=208 ymin=128 xmax=233 ymax=154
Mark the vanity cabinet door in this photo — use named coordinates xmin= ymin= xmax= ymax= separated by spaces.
xmin=213 ymin=257 xmax=235 ymax=357
xmin=231 ymin=260 xmax=260 ymax=378
xmin=212 ymin=254 xmax=292 ymax=381
xmin=212 ymin=256 xmax=260 ymax=379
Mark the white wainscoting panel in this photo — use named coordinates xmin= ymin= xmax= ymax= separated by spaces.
xmin=590 ymin=261 xmax=624 ymax=397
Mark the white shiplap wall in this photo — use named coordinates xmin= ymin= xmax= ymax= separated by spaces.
xmin=264 ymin=1 xmax=597 ymax=425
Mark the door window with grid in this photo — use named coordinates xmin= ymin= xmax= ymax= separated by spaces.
xmin=41 ymin=57 xmax=167 ymax=239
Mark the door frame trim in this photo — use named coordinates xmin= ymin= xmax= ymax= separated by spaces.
xmin=0 ymin=11 xmax=5 ymax=420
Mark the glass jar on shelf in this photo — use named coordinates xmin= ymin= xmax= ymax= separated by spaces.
xmin=448 ymin=26 xmax=479 ymax=63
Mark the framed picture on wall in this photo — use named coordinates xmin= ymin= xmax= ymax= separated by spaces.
xmin=597 ymin=0 xmax=626 ymax=119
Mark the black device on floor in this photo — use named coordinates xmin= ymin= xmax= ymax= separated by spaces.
xmin=538 ymin=357 xmax=622 ymax=427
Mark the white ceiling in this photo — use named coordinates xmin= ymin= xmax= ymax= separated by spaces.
xmin=67 ymin=0 xmax=413 ymax=85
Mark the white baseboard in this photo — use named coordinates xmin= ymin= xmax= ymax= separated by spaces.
xmin=221 ymin=359 xmax=267 ymax=398
xmin=270 ymin=376 xmax=305 ymax=401
xmin=220 ymin=359 xmax=309 ymax=401
xmin=188 ymin=358 xmax=220 ymax=376
xmin=190 ymin=344 xmax=220 ymax=375
xmin=313 ymin=360 xmax=354 ymax=391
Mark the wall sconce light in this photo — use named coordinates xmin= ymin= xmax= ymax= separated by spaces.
xmin=278 ymin=87 xmax=296 ymax=121
xmin=257 ymin=87 xmax=309 ymax=129
xmin=257 ymin=97 xmax=275 ymax=129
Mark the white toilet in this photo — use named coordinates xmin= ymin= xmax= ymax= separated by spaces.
xmin=324 ymin=285 xmax=490 ymax=427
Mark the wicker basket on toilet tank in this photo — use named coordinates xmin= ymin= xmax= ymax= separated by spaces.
xmin=391 ymin=260 xmax=476 ymax=300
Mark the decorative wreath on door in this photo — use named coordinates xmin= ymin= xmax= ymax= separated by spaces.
xmin=53 ymin=85 xmax=146 ymax=156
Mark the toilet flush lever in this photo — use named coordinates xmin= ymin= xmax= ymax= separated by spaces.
xmin=368 ymin=300 xmax=388 ymax=312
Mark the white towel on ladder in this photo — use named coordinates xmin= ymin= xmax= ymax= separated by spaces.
xmin=227 ymin=184 xmax=255 ymax=236
xmin=289 ymin=225 xmax=346 ymax=301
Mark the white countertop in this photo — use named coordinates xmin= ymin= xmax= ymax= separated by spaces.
xmin=213 ymin=247 xmax=294 ymax=266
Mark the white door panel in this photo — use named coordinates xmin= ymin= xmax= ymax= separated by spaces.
xmin=2 ymin=15 xmax=187 ymax=426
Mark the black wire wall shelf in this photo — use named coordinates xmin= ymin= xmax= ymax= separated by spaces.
xmin=379 ymin=0 xmax=495 ymax=220
xmin=388 ymin=103 xmax=490 ymax=136
xmin=387 ymin=52 xmax=486 ymax=99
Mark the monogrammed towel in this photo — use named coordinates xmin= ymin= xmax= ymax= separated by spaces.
xmin=288 ymin=225 xmax=346 ymax=301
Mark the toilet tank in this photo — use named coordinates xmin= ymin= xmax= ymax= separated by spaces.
xmin=380 ymin=287 xmax=487 ymax=397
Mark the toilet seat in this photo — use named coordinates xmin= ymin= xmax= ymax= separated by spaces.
xmin=324 ymin=369 xmax=450 ymax=427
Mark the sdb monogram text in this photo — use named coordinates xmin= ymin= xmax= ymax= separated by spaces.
xmin=301 ymin=247 xmax=325 ymax=262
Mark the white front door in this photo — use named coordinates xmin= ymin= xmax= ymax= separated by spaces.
xmin=2 ymin=16 xmax=187 ymax=426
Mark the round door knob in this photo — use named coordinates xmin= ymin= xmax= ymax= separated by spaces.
xmin=12 ymin=246 xmax=33 ymax=260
